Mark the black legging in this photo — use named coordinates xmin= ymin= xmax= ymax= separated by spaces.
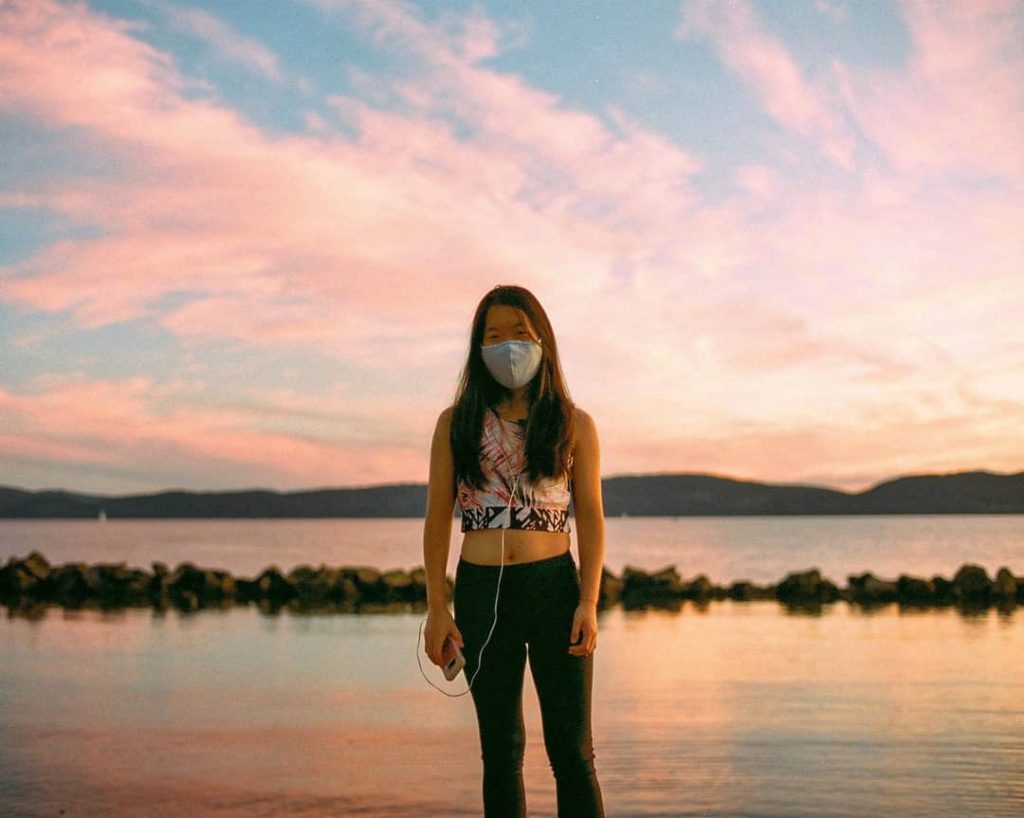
xmin=454 ymin=549 xmax=606 ymax=818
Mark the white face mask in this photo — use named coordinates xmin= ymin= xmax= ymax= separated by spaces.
xmin=480 ymin=339 xmax=543 ymax=389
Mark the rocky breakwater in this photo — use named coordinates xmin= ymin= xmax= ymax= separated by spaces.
xmin=1 ymin=551 xmax=1021 ymax=614
xmin=607 ymin=563 xmax=1022 ymax=612
xmin=0 ymin=551 xmax=430 ymax=614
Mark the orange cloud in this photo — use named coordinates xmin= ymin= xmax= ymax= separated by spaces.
xmin=0 ymin=378 xmax=427 ymax=488
xmin=837 ymin=0 xmax=1024 ymax=182
xmin=0 ymin=0 xmax=1020 ymax=492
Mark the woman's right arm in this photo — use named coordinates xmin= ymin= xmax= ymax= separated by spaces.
xmin=423 ymin=405 xmax=456 ymax=613
xmin=422 ymin=406 xmax=464 ymax=666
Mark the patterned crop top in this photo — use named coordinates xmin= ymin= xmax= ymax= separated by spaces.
xmin=456 ymin=409 xmax=574 ymax=533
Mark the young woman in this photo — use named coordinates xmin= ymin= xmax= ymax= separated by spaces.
xmin=422 ymin=284 xmax=606 ymax=818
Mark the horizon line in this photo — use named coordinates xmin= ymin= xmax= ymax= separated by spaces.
xmin=4 ymin=466 xmax=1021 ymax=500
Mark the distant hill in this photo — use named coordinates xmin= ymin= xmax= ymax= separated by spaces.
xmin=599 ymin=471 xmax=1023 ymax=515
xmin=0 ymin=469 xmax=1021 ymax=518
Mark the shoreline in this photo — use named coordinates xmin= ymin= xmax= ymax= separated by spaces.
xmin=2 ymin=551 xmax=1021 ymax=615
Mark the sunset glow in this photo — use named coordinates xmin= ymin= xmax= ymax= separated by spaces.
xmin=1 ymin=0 xmax=1021 ymax=494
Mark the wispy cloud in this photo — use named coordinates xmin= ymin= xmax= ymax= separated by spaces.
xmin=0 ymin=0 xmax=1020 ymax=492
xmin=677 ymin=0 xmax=856 ymax=168
xmin=836 ymin=0 xmax=1024 ymax=182
xmin=137 ymin=0 xmax=285 ymax=82
xmin=0 ymin=376 xmax=426 ymax=488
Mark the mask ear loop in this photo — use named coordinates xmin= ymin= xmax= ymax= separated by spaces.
xmin=417 ymin=411 xmax=523 ymax=696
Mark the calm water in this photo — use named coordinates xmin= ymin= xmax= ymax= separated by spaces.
xmin=2 ymin=514 xmax=1022 ymax=582
xmin=2 ymin=516 xmax=1023 ymax=817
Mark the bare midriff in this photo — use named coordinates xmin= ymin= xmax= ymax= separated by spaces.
xmin=460 ymin=528 xmax=571 ymax=566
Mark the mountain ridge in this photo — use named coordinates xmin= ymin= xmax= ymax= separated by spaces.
xmin=1 ymin=469 xmax=1021 ymax=517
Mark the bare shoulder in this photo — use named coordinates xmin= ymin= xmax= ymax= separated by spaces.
xmin=435 ymin=404 xmax=455 ymax=432
xmin=430 ymin=405 xmax=455 ymax=450
xmin=571 ymin=406 xmax=599 ymax=450
xmin=573 ymin=406 xmax=597 ymax=435
xmin=569 ymin=407 xmax=601 ymax=491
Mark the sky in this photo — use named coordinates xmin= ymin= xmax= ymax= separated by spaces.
xmin=0 ymin=0 xmax=1022 ymax=497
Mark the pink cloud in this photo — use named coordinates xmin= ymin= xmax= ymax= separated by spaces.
xmin=0 ymin=378 xmax=428 ymax=488
xmin=433 ymin=2 xmax=529 ymax=64
xmin=0 ymin=0 xmax=1020 ymax=492
xmin=836 ymin=0 xmax=1024 ymax=182
xmin=139 ymin=0 xmax=285 ymax=82
xmin=677 ymin=0 xmax=855 ymax=168
xmin=0 ymin=0 xmax=701 ymax=344
xmin=734 ymin=163 xmax=782 ymax=200
xmin=318 ymin=0 xmax=705 ymax=219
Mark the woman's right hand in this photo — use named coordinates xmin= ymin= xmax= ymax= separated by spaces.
xmin=424 ymin=606 xmax=464 ymax=667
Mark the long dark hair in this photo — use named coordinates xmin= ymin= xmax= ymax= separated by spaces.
xmin=451 ymin=285 xmax=575 ymax=490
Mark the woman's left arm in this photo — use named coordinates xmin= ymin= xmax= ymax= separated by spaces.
xmin=568 ymin=407 xmax=604 ymax=657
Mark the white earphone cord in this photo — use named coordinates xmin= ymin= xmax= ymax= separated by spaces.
xmin=416 ymin=468 xmax=521 ymax=697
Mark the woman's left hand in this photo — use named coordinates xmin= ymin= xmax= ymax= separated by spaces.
xmin=568 ymin=603 xmax=598 ymax=656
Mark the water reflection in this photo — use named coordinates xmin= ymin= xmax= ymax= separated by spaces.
xmin=1 ymin=601 xmax=1022 ymax=817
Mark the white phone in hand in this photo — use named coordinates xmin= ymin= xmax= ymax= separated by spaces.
xmin=442 ymin=637 xmax=466 ymax=681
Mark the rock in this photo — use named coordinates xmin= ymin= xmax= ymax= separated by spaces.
xmin=0 ymin=551 xmax=56 ymax=598
xmin=0 ymin=550 xmax=1013 ymax=615
xmin=330 ymin=573 xmax=360 ymax=605
xmin=408 ymin=567 xmax=428 ymax=603
xmin=22 ymin=551 xmax=52 ymax=582
xmin=0 ymin=561 xmax=38 ymax=596
xmin=233 ymin=577 xmax=261 ymax=603
xmin=255 ymin=565 xmax=294 ymax=604
xmin=897 ymin=575 xmax=934 ymax=605
xmin=381 ymin=569 xmax=416 ymax=603
xmin=621 ymin=564 xmax=684 ymax=606
xmin=168 ymin=561 xmax=203 ymax=594
xmin=286 ymin=564 xmax=319 ymax=584
xmin=952 ymin=563 xmax=992 ymax=604
xmin=993 ymin=567 xmax=1017 ymax=602
xmin=599 ymin=568 xmax=623 ymax=606
xmin=82 ymin=561 xmax=151 ymax=605
xmin=684 ymin=574 xmax=714 ymax=600
xmin=208 ymin=569 xmax=235 ymax=598
xmin=164 ymin=562 xmax=232 ymax=606
xmin=49 ymin=563 xmax=90 ymax=604
xmin=777 ymin=569 xmax=839 ymax=604
xmin=650 ymin=565 xmax=684 ymax=592
xmin=727 ymin=581 xmax=753 ymax=601
xmin=287 ymin=564 xmax=333 ymax=607
xmin=727 ymin=580 xmax=774 ymax=601
xmin=930 ymin=575 xmax=955 ymax=605
xmin=620 ymin=565 xmax=649 ymax=588
xmin=346 ymin=566 xmax=386 ymax=603
xmin=148 ymin=562 xmax=171 ymax=597
xmin=848 ymin=572 xmax=898 ymax=604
